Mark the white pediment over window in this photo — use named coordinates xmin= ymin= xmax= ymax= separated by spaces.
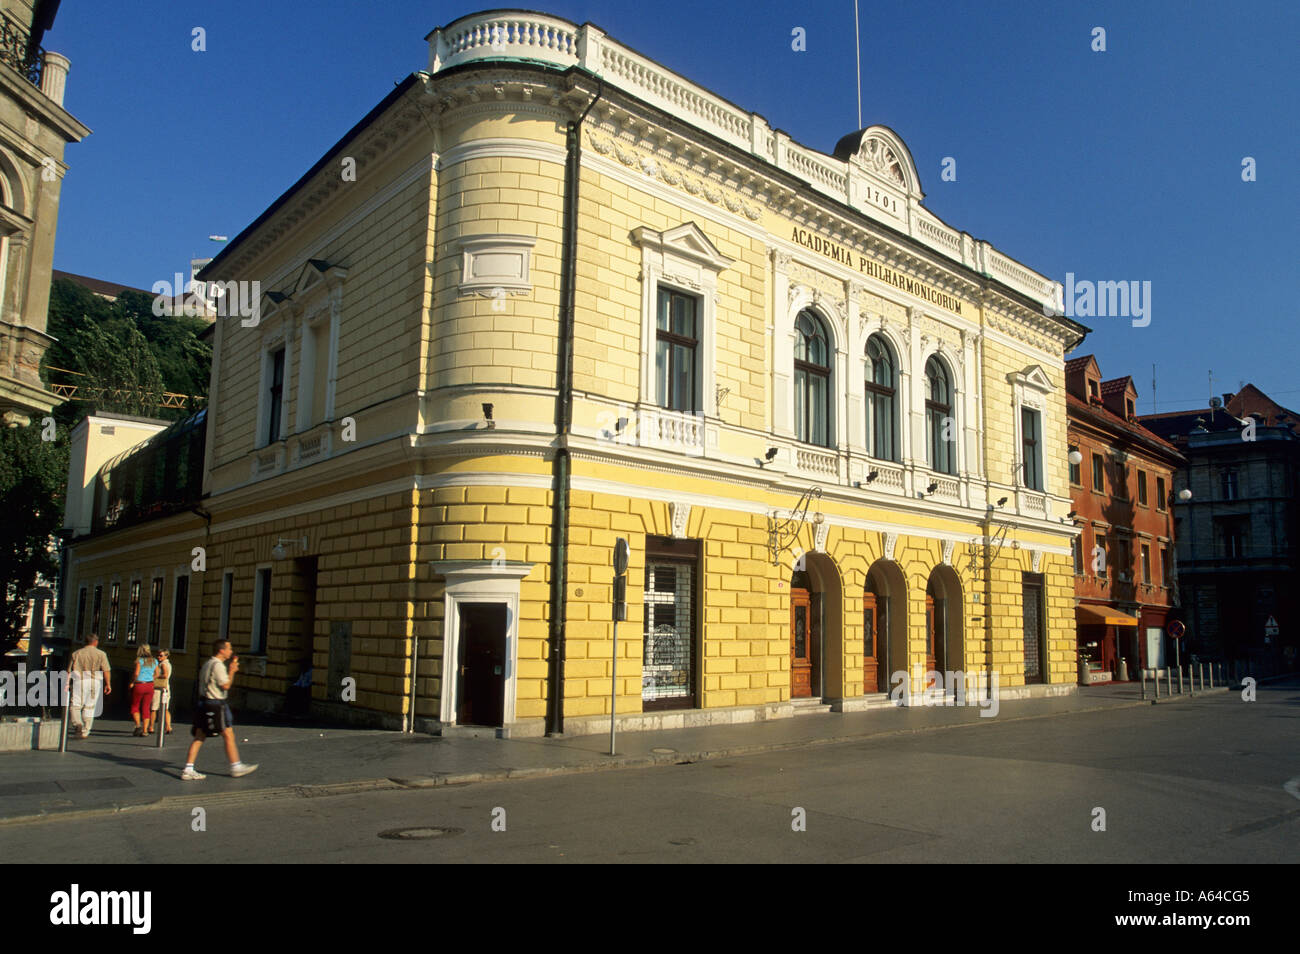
xmin=1009 ymin=365 xmax=1055 ymax=395
xmin=293 ymin=259 xmax=349 ymax=298
xmin=631 ymin=222 xmax=733 ymax=274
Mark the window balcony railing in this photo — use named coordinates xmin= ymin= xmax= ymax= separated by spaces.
xmin=795 ymin=446 xmax=840 ymax=480
xmin=0 ymin=17 xmax=42 ymax=86
xmin=637 ymin=407 xmax=705 ymax=456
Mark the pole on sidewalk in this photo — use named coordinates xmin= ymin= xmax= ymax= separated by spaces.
xmin=1154 ymin=667 xmax=1160 ymax=699
xmin=609 ymin=538 xmax=629 ymax=758
xmin=155 ymin=686 xmax=168 ymax=749
xmin=1166 ymin=668 xmax=1172 ymax=697
xmin=1141 ymin=669 xmax=1147 ymax=701
xmin=1178 ymin=665 xmax=1184 ymax=695
xmin=59 ymin=671 xmax=72 ymax=753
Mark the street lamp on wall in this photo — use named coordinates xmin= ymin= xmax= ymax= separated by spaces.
xmin=1068 ymin=448 xmax=1083 ymax=466
xmin=272 ymin=536 xmax=308 ymax=561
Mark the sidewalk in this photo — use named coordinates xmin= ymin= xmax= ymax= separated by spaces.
xmin=0 ymin=689 xmax=1194 ymax=826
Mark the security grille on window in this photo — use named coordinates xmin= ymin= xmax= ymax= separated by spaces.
xmin=1022 ymin=572 xmax=1046 ymax=683
xmin=148 ymin=577 xmax=164 ymax=645
xmin=865 ymin=334 xmax=898 ymax=461
xmin=925 ymin=356 xmax=954 ymax=475
xmin=1021 ymin=407 xmax=1042 ymax=491
xmin=107 ymin=582 xmax=120 ymax=643
xmin=91 ymin=585 xmax=102 ymax=637
xmin=655 ymin=288 xmax=698 ymax=413
xmin=794 ymin=310 xmax=831 ymax=447
xmin=642 ymin=559 xmax=696 ymax=708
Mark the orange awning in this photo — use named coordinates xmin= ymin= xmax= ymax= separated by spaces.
xmin=1077 ymin=605 xmax=1140 ymax=626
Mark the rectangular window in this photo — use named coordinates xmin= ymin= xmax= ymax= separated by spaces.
xmin=1095 ymin=534 xmax=1107 ymax=578
xmin=172 ymin=575 xmax=189 ymax=651
xmin=1223 ymin=522 xmax=1246 ymax=559
xmin=1141 ymin=544 xmax=1152 ymax=584
xmin=1156 ymin=476 xmax=1167 ymax=511
xmin=1116 ymin=538 xmax=1132 ymax=580
xmin=1113 ymin=461 xmax=1129 ymax=499
xmin=1071 ymin=536 xmax=1084 ymax=576
xmin=1092 ymin=453 xmax=1105 ymax=492
xmin=1222 ymin=469 xmax=1239 ymax=501
xmin=1088 ymin=380 xmax=1099 ymax=399
xmin=1137 ymin=470 xmax=1148 ymax=506
xmin=252 ymin=567 xmax=272 ymax=654
xmin=91 ymin=585 xmax=103 ymax=637
xmin=654 ymin=288 xmax=697 ymax=414
xmin=107 ymin=583 xmax=121 ymax=643
xmin=125 ymin=580 xmax=142 ymax=645
xmin=642 ymin=537 xmax=699 ymax=710
xmin=147 ymin=577 xmax=164 ymax=646
xmin=1021 ymin=573 xmax=1046 ymax=684
xmin=75 ymin=587 xmax=87 ymax=639
xmin=267 ymin=347 xmax=286 ymax=443
xmin=1021 ymin=408 xmax=1043 ymax=491
xmin=1161 ymin=545 xmax=1172 ymax=586
xmin=219 ymin=571 xmax=234 ymax=640
xmin=1069 ymin=455 xmax=1081 ymax=486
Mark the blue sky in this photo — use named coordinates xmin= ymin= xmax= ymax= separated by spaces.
xmin=46 ymin=1 xmax=1298 ymax=413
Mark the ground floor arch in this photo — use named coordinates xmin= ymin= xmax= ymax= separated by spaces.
xmin=789 ymin=551 xmax=843 ymax=700
xmin=865 ymin=559 xmax=907 ymax=693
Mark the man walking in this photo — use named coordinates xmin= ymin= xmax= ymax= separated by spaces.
xmin=181 ymin=640 xmax=257 ymax=780
xmin=67 ymin=635 xmax=111 ymax=738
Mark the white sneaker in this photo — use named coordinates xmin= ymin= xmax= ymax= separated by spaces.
xmin=230 ymin=762 xmax=259 ymax=778
xmin=181 ymin=767 xmax=206 ymax=780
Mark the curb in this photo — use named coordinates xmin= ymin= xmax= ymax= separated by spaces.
xmin=0 ymin=698 xmax=1153 ymax=827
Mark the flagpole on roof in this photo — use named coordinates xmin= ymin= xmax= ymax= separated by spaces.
xmin=854 ymin=0 xmax=862 ymax=129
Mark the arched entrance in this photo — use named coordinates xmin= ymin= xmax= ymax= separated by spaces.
xmin=789 ymin=552 xmax=843 ymax=700
xmin=926 ymin=565 xmax=965 ymax=691
xmin=865 ymin=560 xmax=907 ymax=694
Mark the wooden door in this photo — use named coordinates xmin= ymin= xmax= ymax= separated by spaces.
xmin=863 ymin=593 xmax=879 ymax=694
xmin=790 ymin=588 xmax=814 ymax=698
xmin=925 ymin=594 xmax=937 ymax=687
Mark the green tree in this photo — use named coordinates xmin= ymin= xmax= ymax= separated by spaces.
xmin=70 ymin=322 xmax=166 ymax=418
xmin=0 ymin=422 xmax=68 ymax=644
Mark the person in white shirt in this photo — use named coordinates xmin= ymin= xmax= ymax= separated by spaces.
xmin=180 ymin=640 xmax=257 ymax=780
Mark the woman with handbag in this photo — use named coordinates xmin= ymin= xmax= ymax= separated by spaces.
xmin=130 ymin=645 xmax=158 ymax=737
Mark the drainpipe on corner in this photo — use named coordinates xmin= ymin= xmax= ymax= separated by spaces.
xmin=547 ymin=77 xmax=602 ymax=736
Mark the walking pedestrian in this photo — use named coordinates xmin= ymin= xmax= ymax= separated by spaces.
xmin=181 ymin=639 xmax=257 ymax=780
xmin=66 ymin=635 xmax=111 ymax=739
xmin=130 ymin=645 xmax=157 ymax=736
xmin=146 ymin=649 xmax=173 ymax=734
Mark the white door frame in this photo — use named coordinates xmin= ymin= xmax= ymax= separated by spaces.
xmin=432 ymin=560 xmax=532 ymax=726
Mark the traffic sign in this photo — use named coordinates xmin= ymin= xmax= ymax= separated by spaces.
xmin=613 ymin=537 xmax=629 ymax=576
xmin=1265 ymin=615 xmax=1279 ymax=637
xmin=1167 ymin=619 xmax=1186 ymax=640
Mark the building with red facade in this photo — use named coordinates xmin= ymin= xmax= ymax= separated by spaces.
xmin=1065 ymin=356 xmax=1185 ymax=682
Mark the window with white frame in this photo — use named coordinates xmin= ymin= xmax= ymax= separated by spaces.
xmin=1021 ymin=407 xmax=1043 ymax=491
xmin=864 ymin=334 xmax=899 ymax=461
xmin=925 ymin=355 xmax=955 ymax=475
xmin=794 ymin=310 xmax=832 ymax=447
xmin=1008 ymin=365 xmax=1055 ymax=492
xmin=632 ymin=223 xmax=732 ymax=418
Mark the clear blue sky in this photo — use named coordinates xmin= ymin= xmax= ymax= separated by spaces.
xmin=47 ymin=0 xmax=1298 ymax=413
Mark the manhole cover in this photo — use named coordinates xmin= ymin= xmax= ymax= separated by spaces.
xmin=377 ymin=826 xmax=464 ymax=841
xmin=651 ymin=747 xmax=677 ymax=754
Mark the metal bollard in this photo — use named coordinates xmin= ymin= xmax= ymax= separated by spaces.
xmin=1209 ymin=663 xmax=1215 ymax=689
xmin=1166 ymin=668 xmax=1173 ymax=697
xmin=1141 ymin=669 xmax=1147 ymax=701
xmin=59 ymin=671 xmax=72 ymax=753
xmin=1153 ymin=668 xmax=1160 ymax=698
xmin=1178 ymin=666 xmax=1184 ymax=695
xmin=155 ymin=686 xmax=168 ymax=749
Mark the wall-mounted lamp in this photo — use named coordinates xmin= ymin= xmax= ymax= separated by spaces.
xmin=1068 ymin=448 xmax=1083 ymax=466
xmin=272 ymin=536 xmax=308 ymax=561
xmin=1177 ymin=488 xmax=1193 ymax=502
xmin=482 ymin=403 xmax=495 ymax=429
xmin=813 ymin=511 xmax=824 ymax=526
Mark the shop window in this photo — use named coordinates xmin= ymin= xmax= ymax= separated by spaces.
xmin=642 ymin=537 xmax=699 ymax=710
xmin=794 ymin=310 xmax=832 ymax=448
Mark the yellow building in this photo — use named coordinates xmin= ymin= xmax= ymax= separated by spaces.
xmin=62 ymin=9 xmax=1087 ymax=736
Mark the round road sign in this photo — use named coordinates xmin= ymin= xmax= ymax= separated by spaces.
xmin=1167 ymin=619 xmax=1186 ymax=640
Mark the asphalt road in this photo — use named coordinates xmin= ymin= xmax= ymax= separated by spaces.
xmin=5 ymin=680 xmax=1297 ymax=863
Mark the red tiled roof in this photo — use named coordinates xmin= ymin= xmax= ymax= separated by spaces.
xmin=1067 ymin=392 xmax=1183 ymax=458
xmin=1100 ymin=376 xmax=1134 ymax=395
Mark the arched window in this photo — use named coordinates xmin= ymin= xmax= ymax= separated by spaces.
xmin=925 ymin=355 xmax=955 ymax=475
xmin=864 ymin=334 xmax=898 ymax=461
xmin=794 ymin=310 xmax=831 ymax=447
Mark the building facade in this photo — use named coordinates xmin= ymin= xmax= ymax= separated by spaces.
xmin=0 ymin=0 xmax=87 ymax=425
xmin=1065 ymin=355 xmax=1184 ymax=681
xmin=1142 ymin=388 xmax=1300 ymax=674
xmin=62 ymin=10 xmax=1089 ymax=735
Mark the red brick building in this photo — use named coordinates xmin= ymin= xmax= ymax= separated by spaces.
xmin=1066 ymin=356 xmax=1186 ymax=682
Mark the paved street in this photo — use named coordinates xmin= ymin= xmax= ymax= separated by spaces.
xmin=3 ymin=678 xmax=1295 ymax=863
